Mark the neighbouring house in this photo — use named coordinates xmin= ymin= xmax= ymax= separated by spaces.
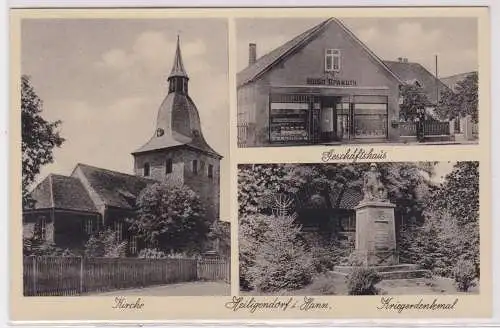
xmin=236 ymin=17 xmax=455 ymax=147
xmin=441 ymin=71 xmax=477 ymax=91
xmin=23 ymin=36 xmax=226 ymax=256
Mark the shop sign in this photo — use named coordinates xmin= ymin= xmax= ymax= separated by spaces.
xmin=306 ymin=78 xmax=358 ymax=86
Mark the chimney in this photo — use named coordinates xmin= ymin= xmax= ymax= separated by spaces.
xmin=398 ymin=57 xmax=403 ymax=62
xmin=403 ymin=58 xmax=408 ymax=63
xmin=249 ymin=43 xmax=257 ymax=66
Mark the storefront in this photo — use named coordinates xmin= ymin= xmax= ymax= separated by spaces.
xmin=237 ymin=17 xmax=404 ymax=147
xmin=268 ymin=91 xmax=389 ymax=144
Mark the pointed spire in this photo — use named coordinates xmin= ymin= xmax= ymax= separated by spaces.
xmin=168 ymin=35 xmax=188 ymax=79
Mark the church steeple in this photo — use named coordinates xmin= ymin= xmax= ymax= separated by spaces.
xmin=168 ymin=35 xmax=189 ymax=94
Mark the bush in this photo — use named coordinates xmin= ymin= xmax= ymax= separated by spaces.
xmin=138 ymin=248 xmax=167 ymax=259
xmin=453 ymin=257 xmax=477 ymax=292
xmin=84 ymin=229 xmax=127 ymax=258
xmin=347 ymin=266 xmax=381 ymax=295
xmin=308 ymin=274 xmax=336 ymax=295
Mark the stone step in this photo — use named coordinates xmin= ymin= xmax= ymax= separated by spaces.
xmin=378 ymin=269 xmax=432 ymax=280
xmin=330 ymin=267 xmax=432 ymax=280
xmin=334 ymin=264 xmax=420 ymax=274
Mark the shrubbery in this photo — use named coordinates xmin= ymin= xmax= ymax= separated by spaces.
xmin=453 ymin=257 xmax=477 ymax=292
xmin=84 ymin=229 xmax=127 ymax=258
xmin=308 ymin=273 xmax=336 ymax=295
xmin=347 ymin=266 xmax=381 ymax=295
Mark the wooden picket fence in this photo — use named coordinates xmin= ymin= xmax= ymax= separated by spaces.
xmin=23 ymin=256 xmax=229 ymax=296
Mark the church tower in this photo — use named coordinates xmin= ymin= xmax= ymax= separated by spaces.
xmin=132 ymin=36 xmax=222 ymax=222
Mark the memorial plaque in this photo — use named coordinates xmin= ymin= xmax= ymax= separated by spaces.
xmin=374 ymin=219 xmax=390 ymax=250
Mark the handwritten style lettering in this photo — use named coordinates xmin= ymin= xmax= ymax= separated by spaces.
xmin=377 ymin=297 xmax=458 ymax=313
xmin=321 ymin=148 xmax=387 ymax=163
xmin=112 ymin=297 xmax=145 ymax=310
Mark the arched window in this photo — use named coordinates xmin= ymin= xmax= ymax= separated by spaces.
xmin=165 ymin=158 xmax=173 ymax=174
xmin=144 ymin=162 xmax=150 ymax=177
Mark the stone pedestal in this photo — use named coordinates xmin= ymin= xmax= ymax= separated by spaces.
xmin=354 ymin=200 xmax=398 ymax=266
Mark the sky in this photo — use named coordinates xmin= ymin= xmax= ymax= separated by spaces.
xmin=236 ymin=17 xmax=478 ymax=77
xmin=22 ymin=18 xmax=229 ymax=192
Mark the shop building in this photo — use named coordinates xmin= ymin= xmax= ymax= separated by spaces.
xmin=236 ymin=18 xmax=449 ymax=147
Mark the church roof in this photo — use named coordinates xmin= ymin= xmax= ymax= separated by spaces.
xmin=133 ymin=36 xmax=222 ymax=159
xmin=28 ymin=174 xmax=98 ymax=212
xmin=73 ymin=163 xmax=156 ymax=210
xmin=383 ymin=60 xmax=450 ymax=104
xmin=237 ymin=17 xmax=403 ymax=88
xmin=169 ymin=35 xmax=189 ymax=79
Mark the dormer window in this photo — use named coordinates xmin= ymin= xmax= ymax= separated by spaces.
xmin=325 ymin=49 xmax=341 ymax=72
xmin=144 ymin=162 xmax=150 ymax=177
xmin=165 ymin=158 xmax=173 ymax=174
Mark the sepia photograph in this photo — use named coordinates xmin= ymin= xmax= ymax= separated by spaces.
xmin=238 ymin=161 xmax=479 ymax=295
xmin=236 ymin=17 xmax=479 ymax=147
xmin=21 ymin=18 xmax=230 ymax=296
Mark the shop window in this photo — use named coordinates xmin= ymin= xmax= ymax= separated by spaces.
xmin=192 ymin=160 xmax=198 ymax=175
xmin=143 ymin=162 xmax=150 ymax=177
xmin=165 ymin=158 xmax=173 ymax=174
xmin=208 ymin=164 xmax=214 ymax=179
xmin=353 ymin=103 xmax=388 ymax=138
xmin=269 ymin=94 xmax=311 ymax=143
xmin=325 ymin=49 xmax=341 ymax=72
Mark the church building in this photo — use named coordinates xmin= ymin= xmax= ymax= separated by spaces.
xmin=237 ymin=17 xmax=450 ymax=147
xmin=23 ymin=36 xmax=223 ymax=255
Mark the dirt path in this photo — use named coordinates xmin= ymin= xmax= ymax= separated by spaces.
xmin=86 ymin=281 xmax=230 ymax=296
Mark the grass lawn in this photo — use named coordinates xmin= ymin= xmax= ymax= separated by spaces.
xmin=241 ymin=275 xmax=479 ymax=296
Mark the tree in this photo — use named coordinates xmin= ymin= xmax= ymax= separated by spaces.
xmin=207 ymin=220 xmax=231 ymax=258
xmin=400 ymin=162 xmax=480 ymax=279
xmin=130 ymin=182 xmax=209 ymax=254
xmin=245 ymin=214 xmax=314 ymax=292
xmin=399 ymin=84 xmax=430 ymax=122
xmin=437 ymin=72 xmax=478 ymax=123
xmin=22 ymin=75 xmax=64 ymax=208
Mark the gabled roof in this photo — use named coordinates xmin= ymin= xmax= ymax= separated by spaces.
xmin=74 ymin=163 xmax=157 ymax=210
xmin=28 ymin=174 xmax=97 ymax=212
xmin=237 ymin=17 xmax=404 ymax=88
xmin=383 ymin=60 xmax=450 ymax=104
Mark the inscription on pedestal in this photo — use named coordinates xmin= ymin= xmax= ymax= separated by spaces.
xmin=374 ymin=219 xmax=390 ymax=251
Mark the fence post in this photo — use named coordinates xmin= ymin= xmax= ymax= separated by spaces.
xmin=79 ymin=257 xmax=84 ymax=295
xmin=32 ymin=256 xmax=37 ymax=296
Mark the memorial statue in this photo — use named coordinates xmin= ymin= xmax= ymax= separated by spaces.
xmin=362 ymin=163 xmax=388 ymax=202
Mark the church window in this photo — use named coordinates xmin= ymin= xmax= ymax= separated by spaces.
xmin=144 ymin=162 xmax=150 ymax=177
xmin=130 ymin=236 xmax=138 ymax=254
xmin=85 ymin=219 xmax=93 ymax=235
xmin=325 ymin=49 xmax=341 ymax=72
xmin=165 ymin=158 xmax=173 ymax=174
xmin=114 ymin=221 xmax=123 ymax=242
xmin=34 ymin=216 xmax=47 ymax=240
xmin=208 ymin=164 xmax=214 ymax=179
xmin=192 ymin=160 xmax=198 ymax=175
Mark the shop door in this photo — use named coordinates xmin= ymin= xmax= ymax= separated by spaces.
xmin=320 ymin=97 xmax=338 ymax=142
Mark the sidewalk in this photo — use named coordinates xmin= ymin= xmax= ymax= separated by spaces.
xmin=85 ymin=281 xmax=230 ymax=296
